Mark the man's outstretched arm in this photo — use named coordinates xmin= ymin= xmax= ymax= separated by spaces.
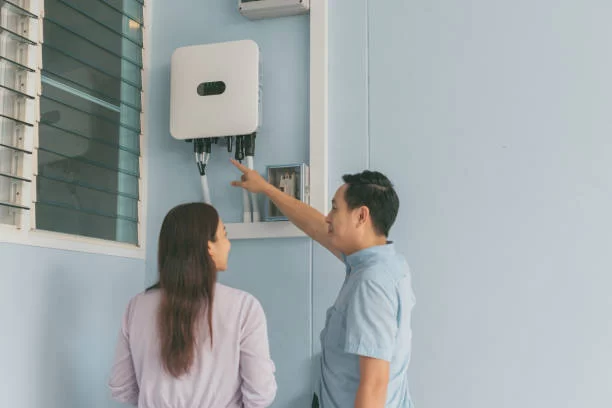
xmin=230 ymin=159 xmax=342 ymax=260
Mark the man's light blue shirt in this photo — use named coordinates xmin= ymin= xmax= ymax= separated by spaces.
xmin=317 ymin=242 xmax=415 ymax=407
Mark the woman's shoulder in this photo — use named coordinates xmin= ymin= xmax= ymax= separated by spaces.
xmin=133 ymin=287 xmax=162 ymax=304
xmin=215 ymin=283 xmax=259 ymax=302
xmin=215 ymin=283 xmax=264 ymax=314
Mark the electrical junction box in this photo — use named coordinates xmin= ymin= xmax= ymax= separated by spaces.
xmin=265 ymin=163 xmax=309 ymax=221
xmin=239 ymin=0 xmax=309 ymax=20
xmin=170 ymin=39 xmax=261 ymax=140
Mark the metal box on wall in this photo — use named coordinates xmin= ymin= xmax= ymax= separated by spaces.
xmin=264 ymin=163 xmax=309 ymax=221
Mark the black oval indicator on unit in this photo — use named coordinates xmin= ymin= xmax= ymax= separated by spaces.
xmin=197 ymin=81 xmax=226 ymax=96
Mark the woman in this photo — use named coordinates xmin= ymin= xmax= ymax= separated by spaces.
xmin=109 ymin=203 xmax=277 ymax=407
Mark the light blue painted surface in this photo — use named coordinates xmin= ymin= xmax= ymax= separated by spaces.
xmin=218 ymin=239 xmax=313 ymax=407
xmin=0 ymin=244 xmax=144 ymax=408
xmin=2 ymin=1 xmax=611 ymax=407
xmin=368 ymin=1 xmax=612 ymax=407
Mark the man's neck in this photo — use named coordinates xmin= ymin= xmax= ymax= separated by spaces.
xmin=347 ymin=235 xmax=388 ymax=255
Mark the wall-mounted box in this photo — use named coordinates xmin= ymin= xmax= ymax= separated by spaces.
xmin=264 ymin=163 xmax=309 ymax=221
xmin=170 ymin=40 xmax=261 ymax=140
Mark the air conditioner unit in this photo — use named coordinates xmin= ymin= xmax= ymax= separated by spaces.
xmin=239 ymin=0 xmax=309 ymax=20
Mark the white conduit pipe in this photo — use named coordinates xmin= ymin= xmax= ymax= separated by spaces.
xmin=245 ymin=155 xmax=260 ymax=222
xmin=201 ymin=174 xmax=211 ymax=205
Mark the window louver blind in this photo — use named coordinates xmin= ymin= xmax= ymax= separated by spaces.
xmin=0 ymin=0 xmax=39 ymax=228
xmin=36 ymin=0 xmax=144 ymax=245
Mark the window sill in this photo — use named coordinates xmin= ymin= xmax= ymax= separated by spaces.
xmin=0 ymin=224 xmax=145 ymax=259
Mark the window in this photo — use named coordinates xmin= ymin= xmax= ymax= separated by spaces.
xmin=0 ymin=0 xmax=145 ymax=251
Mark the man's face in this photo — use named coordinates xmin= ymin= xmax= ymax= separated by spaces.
xmin=325 ymin=184 xmax=359 ymax=253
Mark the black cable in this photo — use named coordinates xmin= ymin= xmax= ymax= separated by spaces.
xmin=235 ymin=136 xmax=244 ymax=161
xmin=244 ymin=132 xmax=256 ymax=156
xmin=194 ymin=139 xmax=206 ymax=175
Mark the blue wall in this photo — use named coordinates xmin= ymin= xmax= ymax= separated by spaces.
xmin=2 ymin=0 xmax=612 ymax=407
xmin=144 ymin=0 xmax=612 ymax=407
xmin=0 ymin=244 xmax=143 ymax=408
xmin=368 ymin=1 xmax=612 ymax=407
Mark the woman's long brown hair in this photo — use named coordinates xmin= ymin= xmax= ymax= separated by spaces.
xmin=147 ymin=203 xmax=219 ymax=378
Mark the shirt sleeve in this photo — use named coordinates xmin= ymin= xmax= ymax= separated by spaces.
xmin=108 ymin=297 xmax=139 ymax=406
xmin=344 ymin=278 xmax=398 ymax=362
xmin=240 ymin=296 xmax=277 ymax=408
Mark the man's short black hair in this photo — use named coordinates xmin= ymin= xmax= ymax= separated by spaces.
xmin=342 ymin=170 xmax=399 ymax=237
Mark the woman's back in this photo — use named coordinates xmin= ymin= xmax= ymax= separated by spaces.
xmin=109 ymin=283 xmax=277 ymax=408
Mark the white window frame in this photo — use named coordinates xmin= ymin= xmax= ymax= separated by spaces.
xmin=0 ymin=0 xmax=151 ymax=259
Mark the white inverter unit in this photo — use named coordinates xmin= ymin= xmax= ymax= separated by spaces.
xmin=170 ymin=39 xmax=261 ymax=140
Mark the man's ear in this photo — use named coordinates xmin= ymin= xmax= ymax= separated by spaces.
xmin=357 ymin=205 xmax=370 ymax=226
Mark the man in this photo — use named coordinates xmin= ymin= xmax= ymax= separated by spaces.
xmin=231 ymin=160 xmax=415 ymax=408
